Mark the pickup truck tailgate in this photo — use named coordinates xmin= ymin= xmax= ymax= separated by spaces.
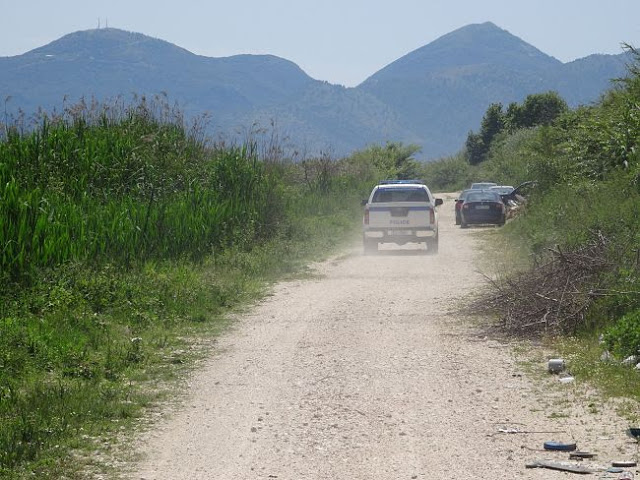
xmin=366 ymin=202 xmax=434 ymax=229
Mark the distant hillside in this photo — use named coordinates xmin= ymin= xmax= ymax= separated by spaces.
xmin=554 ymin=54 xmax=627 ymax=105
xmin=0 ymin=29 xmax=314 ymax=116
xmin=0 ymin=24 xmax=630 ymax=159
xmin=359 ymin=22 xmax=628 ymax=157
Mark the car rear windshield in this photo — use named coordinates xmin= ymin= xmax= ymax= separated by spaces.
xmin=372 ymin=188 xmax=429 ymax=203
xmin=466 ymin=191 xmax=501 ymax=202
xmin=458 ymin=189 xmax=473 ymax=200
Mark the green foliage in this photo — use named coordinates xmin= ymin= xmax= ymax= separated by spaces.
xmin=344 ymin=142 xmax=421 ymax=182
xmin=555 ymin=96 xmax=640 ymax=183
xmin=0 ymin=101 xmax=287 ymax=282
xmin=603 ymin=309 xmax=640 ymax=358
xmin=480 ymin=103 xmax=505 ymax=149
xmin=465 ymin=92 xmax=568 ymax=166
xmin=476 ymin=129 xmax=537 ymax=185
xmin=419 ymin=153 xmax=472 ymax=191
xmin=556 ymin=336 xmax=640 ymax=404
xmin=478 ymin=125 xmax=571 ymax=192
xmin=0 ymin=98 xmax=372 ymax=477
xmin=477 ymin=46 xmax=640 ymax=356
xmin=466 ymin=103 xmax=504 ymax=165
xmin=506 ymin=172 xmax=640 ymax=256
xmin=505 ymin=91 xmax=568 ymax=130
xmin=465 ymin=131 xmax=486 ymax=166
xmin=0 ymin=258 xmax=233 ymax=473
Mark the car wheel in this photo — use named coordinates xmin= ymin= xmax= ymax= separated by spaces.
xmin=455 ymin=212 xmax=461 ymax=225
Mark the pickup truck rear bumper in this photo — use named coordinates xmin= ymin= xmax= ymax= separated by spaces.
xmin=363 ymin=227 xmax=437 ymax=244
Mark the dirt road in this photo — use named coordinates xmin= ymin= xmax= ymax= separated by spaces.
xmin=130 ymin=194 xmax=633 ymax=479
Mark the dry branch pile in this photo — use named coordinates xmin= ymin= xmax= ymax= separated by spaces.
xmin=474 ymin=233 xmax=616 ymax=335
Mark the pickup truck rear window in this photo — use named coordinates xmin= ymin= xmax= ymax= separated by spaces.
xmin=372 ymin=188 xmax=429 ymax=203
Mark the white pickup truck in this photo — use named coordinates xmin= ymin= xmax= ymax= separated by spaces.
xmin=362 ymin=180 xmax=443 ymax=254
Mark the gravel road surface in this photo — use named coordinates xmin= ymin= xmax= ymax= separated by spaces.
xmin=130 ymin=194 xmax=634 ymax=479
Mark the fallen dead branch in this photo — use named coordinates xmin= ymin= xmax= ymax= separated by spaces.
xmin=470 ymin=232 xmax=621 ymax=336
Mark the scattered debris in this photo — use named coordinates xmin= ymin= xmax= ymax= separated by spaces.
xmin=544 ymin=441 xmax=578 ymax=452
xmin=525 ymin=459 xmax=594 ymax=474
xmin=559 ymin=374 xmax=575 ymax=384
xmin=492 ymin=427 xmax=565 ymax=436
xmin=569 ymin=451 xmax=596 ymax=460
xmin=601 ymin=350 xmax=614 ymax=362
xmin=611 ymin=460 xmax=637 ymax=468
xmin=548 ymin=358 xmax=565 ymax=373
xmin=627 ymin=427 xmax=640 ymax=440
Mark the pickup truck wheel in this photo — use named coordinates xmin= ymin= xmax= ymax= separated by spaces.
xmin=363 ymin=239 xmax=377 ymax=254
xmin=425 ymin=238 xmax=439 ymax=255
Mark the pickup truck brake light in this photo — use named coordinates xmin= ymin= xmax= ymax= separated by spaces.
xmin=429 ymin=207 xmax=435 ymax=224
xmin=363 ymin=208 xmax=370 ymax=225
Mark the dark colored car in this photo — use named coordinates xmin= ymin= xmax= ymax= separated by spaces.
xmin=454 ymin=189 xmax=473 ymax=225
xmin=460 ymin=190 xmax=506 ymax=228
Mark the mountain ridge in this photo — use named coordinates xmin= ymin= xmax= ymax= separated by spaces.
xmin=0 ymin=24 xmax=629 ymax=158
xmin=361 ymin=22 xmax=562 ymax=85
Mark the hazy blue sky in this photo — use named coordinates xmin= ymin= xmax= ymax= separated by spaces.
xmin=2 ymin=1 xmax=639 ymax=87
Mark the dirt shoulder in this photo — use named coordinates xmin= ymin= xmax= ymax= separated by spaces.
xmin=128 ymin=193 xmax=635 ymax=479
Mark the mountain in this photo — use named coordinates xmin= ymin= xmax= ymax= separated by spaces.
xmin=0 ymin=29 xmax=314 ymax=116
xmin=359 ymin=22 xmax=628 ymax=157
xmin=362 ymin=22 xmax=562 ymax=81
xmin=554 ymin=54 xmax=628 ymax=105
xmin=0 ymin=24 xmax=630 ymax=159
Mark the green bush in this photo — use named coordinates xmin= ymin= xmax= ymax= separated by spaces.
xmin=418 ymin=152 xmax=471 ymax=191
xmin=603 ymin=309 xmax=640 ymax=358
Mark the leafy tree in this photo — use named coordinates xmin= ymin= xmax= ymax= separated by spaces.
xmin=465 ymin=103 xmax=504 ymax=165
xmin=480 ymin=103 xmax=505 ymax=145
xmin=465 ymin=131 xmax=485 ymax=166
xmin=345 ymin=142 xmax=421 ymax=181
xmin=505 ymin=91 xmax=568 ymax=131
xmin=419 ymin=152 xmax=471 ymax=191
xmin=389 ymin=142 xmax=422 ymax=179
xmin=466 ymin=94 xmax=568 ymax=166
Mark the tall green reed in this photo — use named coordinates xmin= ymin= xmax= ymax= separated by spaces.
xmin=0 ymin=98 xmax=282 ymax=283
